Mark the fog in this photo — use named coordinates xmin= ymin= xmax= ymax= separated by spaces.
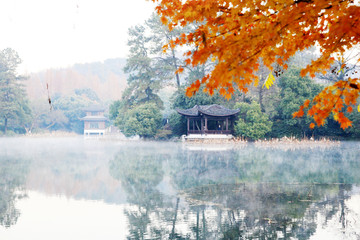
xmin=0 ymin=137 xmax=360 ymax=239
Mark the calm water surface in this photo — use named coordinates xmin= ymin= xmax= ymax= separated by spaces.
xmin=0 ymin=137 xmax=359 ymax=239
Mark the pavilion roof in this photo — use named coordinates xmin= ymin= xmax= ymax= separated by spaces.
xmin=176 ymin=104 xmax=240 ymax=117
xmin=83 ymin=105 xmax=105 ymax=112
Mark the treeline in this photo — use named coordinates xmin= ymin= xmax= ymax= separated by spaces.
xmin=0 ymin=48 xmax=107 ymax=135
xmin=26 ymin=58 xmax=127 ymax=101
xmin=0 ymin=47 xmax=134 ymax=135
xmin=1 ymin=15 xmax=359 ymax=139
xmin=109 ymin=14 xmax=360 ymax=140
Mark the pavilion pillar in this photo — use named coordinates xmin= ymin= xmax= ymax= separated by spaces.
xmin=226 ymin=118 xmax=229 ymax=131
xmin=205 ymin=117 xmax=207 ymax=131
xmin=187 ymin=118 xmax=190 ymax=133
xmin=201 ymin=117 xmax=204 ymax=133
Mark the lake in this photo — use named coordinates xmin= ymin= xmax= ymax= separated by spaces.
xmin=0 ymin=137 xmax=359 ymax=239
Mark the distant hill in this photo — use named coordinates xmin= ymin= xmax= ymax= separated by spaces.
xmin=26 ymin=58 xmax=128 ymax=101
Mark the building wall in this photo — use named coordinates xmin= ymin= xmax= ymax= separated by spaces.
xmin=84 ymin=121 xmax=106 ymax=130
xmin=99 ymin=122 xmax=105 ymax=129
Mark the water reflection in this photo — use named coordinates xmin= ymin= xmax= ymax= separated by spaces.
xmin=109 ymin=146 xmax=168 ymax=239
xmin=0 ymin=155 xmax=29 ymax=228
xmin=0 ymin=139 xmax=359 ymax=239
xmin=109 ymin=143 xmax=360 ymax=239
xmin=180 ymin=183 xmax=352 ymax=239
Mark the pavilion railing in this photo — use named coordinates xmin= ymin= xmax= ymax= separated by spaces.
xmin=188 ymin=130 xmax=232 ymax=135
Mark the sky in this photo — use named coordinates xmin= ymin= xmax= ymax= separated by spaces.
xmin=0 ymin=0 xmax=156 ymax=73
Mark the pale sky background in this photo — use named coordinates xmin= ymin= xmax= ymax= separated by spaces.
xmin=0 ymin=0 xmax=156 ymax=73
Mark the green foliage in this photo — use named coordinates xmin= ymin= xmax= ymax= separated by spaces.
xmin=270 ymin=68 xmax=322 ymax=138
xmin=154 ymin=129 xmax=172 ymax=140
xmin=52 ymin=92 xmax=99 ymax=134
xmin=28 ymin=100 xmax=69 ymax=131
xmin=14 ymin=99 xmax=32 ymax=134
xmin=234 ymin=102 xmax=272 ymax=140
xmin=115 ymin=103 xmax=162 ymax=138
xmin=146 ymin=14 xmax=185 ymax=88
xmin=167 ymin=65 xmax=360 ymax=140
xmin=0 ymin=48 xmax=31 ymax=134
xmin=172 ymin=88 xmax=225 ymax=109
xmin=109 ymin=100 xmax=122 ymax=121
xmin=74 ymin=88 xmax=100 ymax=102
xmin=168 ymin=112 xmax=187 ymax=136
xmin=122 ymin=20 xmax=170 ymax=110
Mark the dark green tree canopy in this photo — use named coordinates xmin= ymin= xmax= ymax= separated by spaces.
xmin=115 ymin=103 xmax=162 ymax=138
xmin=0 ymin=48 xmax=31 ymax=134
xmin=234 ymin=101 xmax=272 ymax=140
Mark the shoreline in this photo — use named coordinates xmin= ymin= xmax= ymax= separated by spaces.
xmin=0 ymin=133 xmax=347 ymax=145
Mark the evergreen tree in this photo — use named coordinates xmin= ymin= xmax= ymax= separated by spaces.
xmin=0 ymin=48 xmax=31 ymax=134
xmin=146 ymin=14 xmax=185 ymax=89
xmin=271 ymin=68 xmax=322 ymax=138
xmin=122 ymin=24 xmax=166 ymax=109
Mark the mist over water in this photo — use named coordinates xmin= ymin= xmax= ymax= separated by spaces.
xmin=0 ymin=137 xmax=359 ymax=239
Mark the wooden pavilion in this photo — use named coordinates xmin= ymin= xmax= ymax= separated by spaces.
xmin=176 ymin=104 xmax=240 ymax=135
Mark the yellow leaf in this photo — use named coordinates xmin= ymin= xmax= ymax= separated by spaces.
xmin=358 ymin=104 xmax=360 ymax=112
xmin=337 ymin=68 xmax=344 ymax=74
xmin=262 ymin=72 xmax=276 ymax=89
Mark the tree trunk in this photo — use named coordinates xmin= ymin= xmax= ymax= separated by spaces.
xmin=45 ymin=121 xmax=56 ymax=129
xmin=339 ymin=184 xmax=346 ymax=229
xmin=202 ymin=209 xmax=206 ymax=239
xmin=23 ymin=126 xmax=29 ymax=134
xmin=196 ymin=209 xmax=200 ymax=240
xmin=4 ymin=117 xmax=7 ymax=134
xmin=258 ymin=85 xmax=265 ymax=112
xmin=170 ymin=197 xmax=180 ymax=239
xmin=171 ymin=48 xmax=181 ymax=88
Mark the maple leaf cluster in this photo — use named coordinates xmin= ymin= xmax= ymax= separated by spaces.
xmin=293 ymin=79 xmax=360 ymax=129
xmin=152 ymin=0 xmax=360 ymax=129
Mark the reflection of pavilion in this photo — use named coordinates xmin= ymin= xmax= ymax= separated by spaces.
xmin=176 ymin=104 xmax=239 ymax=139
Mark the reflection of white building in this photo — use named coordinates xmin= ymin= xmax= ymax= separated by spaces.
xmin=80 ymin=106 xmax=107 ymax=137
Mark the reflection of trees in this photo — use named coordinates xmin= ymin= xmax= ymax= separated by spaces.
xmin=169 ymin=145 xmax=360 ymax=239
xmin=109 ymin=144 xmax=360 ymax=239
xmin=233 ymin=146 xmax=360 ymax=184
xmin=182 ymin=183 xmax=328 ymax=239
xmin=0 ymin=155 xmax=29 ymax=228
xmin=109 ymin=148 xmax=171 ymax=239
xmin=169 ymin=149 xmax=242 ymax=239
xmin=171 ymin=149 xmax=240 ymax=190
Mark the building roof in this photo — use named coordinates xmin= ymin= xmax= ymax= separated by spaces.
xmin=80 ymin=116 xmax=108 ymax=121
xmin=176 ymin=104 xmax=240 ymax=117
